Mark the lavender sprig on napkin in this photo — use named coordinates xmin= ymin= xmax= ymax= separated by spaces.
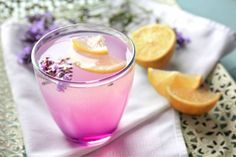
xmin=174 ymin=28 xmax=191 ymax=49
xmin=18 ymin=13 xmax=56 ymax=64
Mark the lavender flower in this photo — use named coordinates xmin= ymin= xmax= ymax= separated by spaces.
xmin=57 ymin=82 xmax=68 ymax=92
xmin=40 ymin=57 xmax=73 ymax=92
xmin=17 ymin=46 xmax=32 ymax=64
xmin=18 ymin=12 xmax=56 ymax=65
xmin=174 ymin=28 xmax=190 ymax=49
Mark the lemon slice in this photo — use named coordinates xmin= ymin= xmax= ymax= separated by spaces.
xmin=148 ymin=68 xmax=203 ymax=98
xmin=72 ymin=35 xmax=108 ymax=55
xmin=131 ymin=24 xmax=176 ymax=68
xmin=74 ymin=56 xmax=126 ymax=74
xmin=167 ymin=86 xmax=221 ymax=115
xmin=71 ymin=52 xmax=126 ymax=74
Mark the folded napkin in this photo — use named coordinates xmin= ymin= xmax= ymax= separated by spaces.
xmin=1 ymin=1 xmax=236 ymax=157
xmin=1 ymin=20 xmax=186 ymax=156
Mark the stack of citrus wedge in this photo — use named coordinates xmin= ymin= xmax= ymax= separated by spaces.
xmin=71 ymin=35 xmax=126 ymax=74
xmin=148 ymin=68 xmax=221 ymax=115
xmin=147 ymin=68 xmax=203 ymax=98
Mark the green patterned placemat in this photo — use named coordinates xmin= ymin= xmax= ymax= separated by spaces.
xmin=181 ymin=64 xmax=236 ymax=157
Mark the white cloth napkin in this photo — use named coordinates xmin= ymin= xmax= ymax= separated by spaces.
xmin=1 ymin=1 xmax=236 ymax=157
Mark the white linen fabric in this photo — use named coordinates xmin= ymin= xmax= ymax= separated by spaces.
xmin=1 ymin=1 xmax=236 ymax=157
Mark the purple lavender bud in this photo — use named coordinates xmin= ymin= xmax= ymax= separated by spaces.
xmin=40 ymin=64 xmax=48 ymax=71
xmin=52 ymin=64 xmax=59 ymax=71
xmin=47 ymin=24 xmax=57 ymax=32
xmin=32 ymin=19 xmax=46 ymax=34
xmin=186 ymin=37 xmax=191 ymax=43
xmin=35 ymin=34 xmax=43 ymax=40
xmin=44 ymin=12 xmax=55 ymax=27
xmin=19 ymin=12 xmax=57 ymax=65
xmin=17 ymin=46 xmax=32 ymax=64
xmin=39 ymin=57 xmax=73 ymax=92
xmin=63 ymin=74 xmax=72 ymax=81
xmin=26 ymin=14 xmax=42 ymax=23
xmin=56 ymin=82 xmax=67 ymax=92
xmin=174 ymin=28 xmax=191 ymax=49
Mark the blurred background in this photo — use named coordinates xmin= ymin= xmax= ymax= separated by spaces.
xmin=0 ymin=0 xmax=235 ymax=79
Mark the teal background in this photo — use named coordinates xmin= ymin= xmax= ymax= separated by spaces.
xmin=176 ymin=0 xmax=236 ymax=31
xmin=177 ymin=0 xmax=236 ymax=80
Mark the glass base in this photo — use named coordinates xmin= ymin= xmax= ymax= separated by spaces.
xmin=67 ymin=134 xmax=112 ymax=146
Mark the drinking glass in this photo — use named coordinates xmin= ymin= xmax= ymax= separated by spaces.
xmin=31 ymin=24 xmax=135 ymax=145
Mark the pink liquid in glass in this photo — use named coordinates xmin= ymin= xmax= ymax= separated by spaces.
xmin=32 ymin=26 xmax=135 ymax=145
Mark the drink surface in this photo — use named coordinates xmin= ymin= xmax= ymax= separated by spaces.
xmin=38 ymin=32 xmax=131 ymax=82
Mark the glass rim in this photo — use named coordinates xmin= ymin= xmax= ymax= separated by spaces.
xmin=31 ymin=23 xmax=135 ymax=87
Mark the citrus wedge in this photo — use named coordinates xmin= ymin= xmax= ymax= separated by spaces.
xmin=167 ymin=86 xmax=221 ymax=115
xmin=172 ymin=73 xmax=203 ymax=89
xmin=72 ymin=35 xmax=108 ymax=55
xmin=148 ymin=68 xmax=177 ymax=97
xmin=131 ymin=24 xmax=176 ymax=68
xmin=72 ymin=54 xmax=126 ymax=74
xmin=148 ymin=68 xmax=203 ymax=98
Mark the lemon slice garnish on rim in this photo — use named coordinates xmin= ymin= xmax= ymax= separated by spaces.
xmin=72 ymin=35 xmax=108 ymax=55
xmin=72 ymin=55 xmax=127 ymax=74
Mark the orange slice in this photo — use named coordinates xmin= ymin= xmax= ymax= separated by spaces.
xmin=167 ymin=86 xmax=221 ymax=115
xmin=131 ymin=24 xmax=176 ymax=68
xmin=148 ymin=68 xmax=203 ymax=98
xmin=72 ymin=35 xmax=108 ymax=55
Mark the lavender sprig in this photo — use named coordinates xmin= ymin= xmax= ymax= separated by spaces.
xmin=40 ymin=57 xmax=73 ymax=92
xmin=174 ymin=28 xmax=191 ymax=49
xmin=18 ymin=13 xmax=56 ymax=65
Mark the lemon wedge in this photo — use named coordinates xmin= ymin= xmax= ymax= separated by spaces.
xmin=167 ymin=86 xmax=220 ymax=115
xmin=148 ymin=68 xmax=203 ymax=98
